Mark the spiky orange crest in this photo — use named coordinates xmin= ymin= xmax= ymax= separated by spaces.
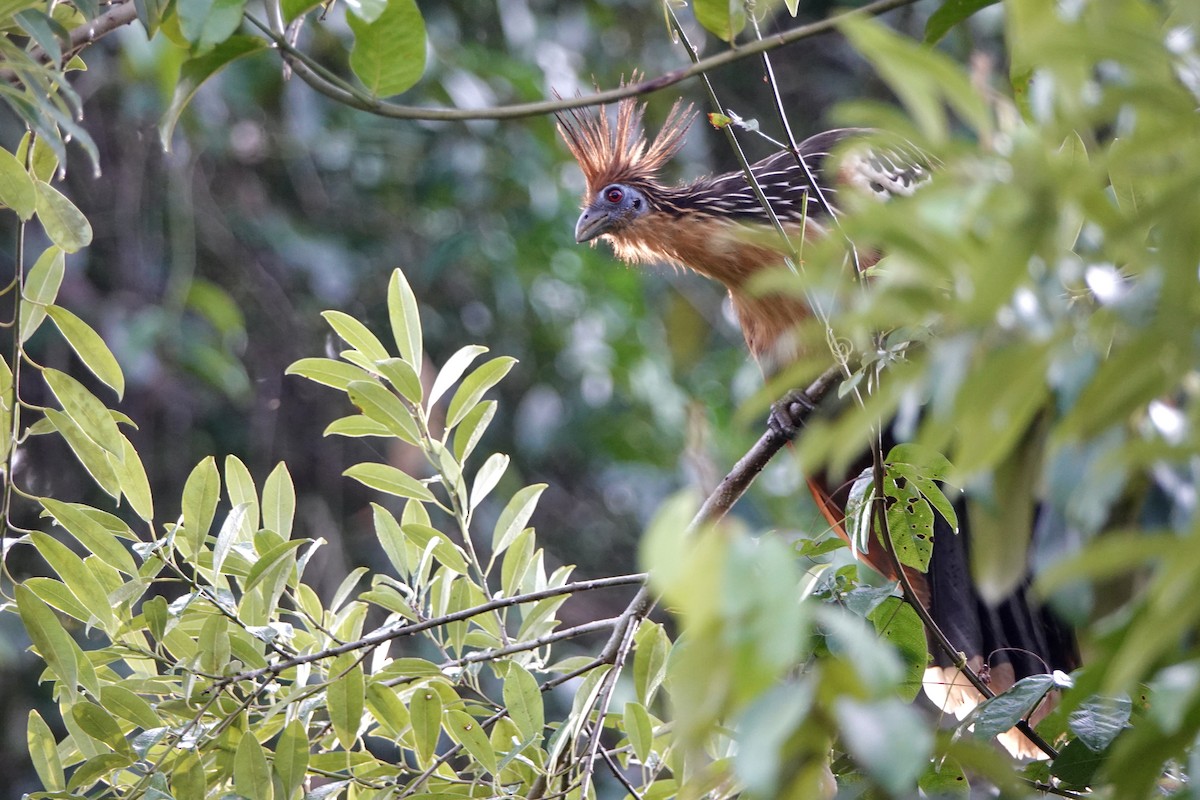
xmin=556 ymin=93 xmax=695 ymax=197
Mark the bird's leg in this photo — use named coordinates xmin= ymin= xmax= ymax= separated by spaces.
xmin=768 ymin=389 xmax=818 ymax=441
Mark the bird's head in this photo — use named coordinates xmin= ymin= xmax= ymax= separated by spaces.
xmin=556 ymin=89 xmax=694 ymax=243
xmin=575 ymin=182 xmax=650 ymax=243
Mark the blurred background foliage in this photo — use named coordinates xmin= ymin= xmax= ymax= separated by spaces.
xmin=0 ymin=0 xmax=954 ymax=788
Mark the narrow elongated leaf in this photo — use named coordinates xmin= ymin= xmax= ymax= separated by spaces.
xmin=40 ymin=498 xmax=136 ymax=575
xmin=100 ymin=685 xmax=161 ymax=730
xmin=346 ymin=379 xmax=419 ymax=443
xmin=387 ymin=269 xmax=422 ymax=373
xmin=15 ymin=584 xmax=79 ymax=698
xmin=402 ymin=523 xmax=469 ymax=574
xmin=182 ymin=456 xmax=220 ymax=554
xmin=323 ymin=310 xmax=390 ymax=363
xmin=348 ymin=0 xmax=427 ymax=97
xmin=446 ymin=709 xmax=497 ymax=774
xmin=72 ymin=702 xmax=132 ymax=756
xmin=160 ymin=36 xmax=268 ymax=149
xmin=284 ymin=357 xmax=368 ymax=390
xmin=409 ymin=684 xmax=443 ymax=767
xmin=376 ymin=357 xmax=422 ymax=403
xmin=30 ymin=531 xmax=114 ymax=630
xmin=503 ymin=664 xmax=544 ymax=743
xmin=262 ymin=462 xmax=295 ymax=538
xmin=469 ymin=453 xmax=508 ymax=513
xmin=234 ymin=731 xmax=271 ymax=800
xmin=45 ymin=408 xmax=121 ymax=497
xmin=28 ymin=710 xmax=64 ymax=790
xmin=0 ymin=145 xmax=35 ymax=219
xmin=446 ymin=356 xmax=516 ymax=429
xmin=453 ymin=399 xmax=496 ymax=462
xmin=345 ymin=462 xmax=435 ymax=501
xmin=430 ymin=345 xmax=487 ymax=407
xmin=44 ymin=368 xmax=123 ymax=457
xmin=328 ymin=654 xmax=365 ymax=749
xmin=20 ymin=245 xmax=64 ymax=343
xmin=624 ymin=702 xmax=654 ymax=763
xmin=46 ymin=305 xmax=125 ymax=398
xmin=225 ymin=455 xmax=260 ymax=531
xmin=323 ymin=415 xmax=392 ymax=438
xmin=34 ymin=180 xmax=92 ymax=252
xmin=971 ymin=674 xmax=1055 ymax=741
xmin=211 ymin=502 xmax=251 ymax=578
xmin=110 ymin=433 xmax=154 ymax=522
xmin=492 ymin=483 xmax=547 ymax=553
xmin=275 ymin=719 xmax=309 ymax=797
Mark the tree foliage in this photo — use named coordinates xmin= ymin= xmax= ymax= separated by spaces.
xmin=0 ymin=0 xmax=1198 ymax=798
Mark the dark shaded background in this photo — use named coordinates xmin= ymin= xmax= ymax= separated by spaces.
xmin=0 ymin=1 xmax=984 ymax=792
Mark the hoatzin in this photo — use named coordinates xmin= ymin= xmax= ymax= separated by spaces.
xmin=557 ymin=96 xmax=1078 ymax=758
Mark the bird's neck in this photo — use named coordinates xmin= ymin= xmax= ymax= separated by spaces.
xmin=606 ymin=211 xmax=812 ymax=367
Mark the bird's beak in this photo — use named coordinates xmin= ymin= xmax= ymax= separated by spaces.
xmin=575 ymin=207 xmax=613 ymax=243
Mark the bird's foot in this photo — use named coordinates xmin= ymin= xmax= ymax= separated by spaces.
xmin=768 ymin=389 xmax=818 ymax=441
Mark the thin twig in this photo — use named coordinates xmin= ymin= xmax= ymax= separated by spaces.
xmin=252 ymin=0 xmax=919 ymax=121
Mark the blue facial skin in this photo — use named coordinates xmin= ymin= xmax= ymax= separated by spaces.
xmin=575 ymin=183 xmax=648 ymax=243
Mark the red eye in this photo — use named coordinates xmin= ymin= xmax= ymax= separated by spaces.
xmin=605 ymin=187 xmax=624 ymax=203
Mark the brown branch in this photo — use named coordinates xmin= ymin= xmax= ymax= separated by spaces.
xmin=255 ymin=0 xmax=921 ymax=121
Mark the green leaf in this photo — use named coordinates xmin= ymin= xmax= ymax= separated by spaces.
xmin=233 ymin=731 xmax=271 ymax=800
xmin=346 ymin=379 xmax=420 ymax=443
xmin=45 ymin=305 xmax=125 ymax=398
xmin=919 ymin=757 xmax=969 ymax=799
xmin=344 ymin=0 xmax=387 ymax=23
xmin=34 ymin=180 xmax=92 ymax=253
xmin=403 ymin=523 xmax=469 ymax=574
xmin=211 ymin=501 xmax=252 ymax=578
xmin=44 ymin=368 xmax=123 ymax=457
xmin=376 ymin=356 xmax=423 ymax=403
xmin=45 ymin=408 xmax=121 ymax=497
xmin=182 ymin=456 xmax=220 ymax=554
xmin=72 ymin=701 xmax=132 ymax=756
xmin=491 ymin=483 xmax=547 ymax=553
xmin=345 ymin=462 xmax=435 ymax=502
xmin=67 ymin=752 xmax=134 ymax=792
xmin=0 ymin=144 xmax=35 ymax=219
xmin=100 ymin=685 xmax=161 ymax=731
xmin=452 ymin=399 xmax=496 ymax=462
xmin=243 ymin=539 xmax=304 ymax=594
xmin=869 ymin=597 xmax=927 ymax=702
xmin=409 ymin=683 xmax=443 ymax=767
xmin=275 ymin=719 xmax=309 ymax=798
xmin=285 ymin=357 xmax=369 ymax=390
xmin=17 ymin=133 xmax=59 ymax=184
xmin=25 ymin=577 xmax=92 ymax=623
xmin=225 ymin=454 xmax=260 ymax=531
xmin=111 ymin=433 xmax=154 ymax=521
xmin=835 ymin=698 xmax=932 ymax=794
xmin=200 ymin=614 xmax=232 ymax=673
xmin=178 ymin=0 xmax=246 ymax=51
xmin=446 ymin=356 xmax=516 ymax=429
xmin=503 ymin=663 xmax=544 ymax=743
xmin=693 ymin=0 xmax=745 ymax=42
xmin=883 ymin=468 xmax=934 ymax=572
xmin=446 ymin=709 xmax=497 ymax=775
xmin=633 ymin=622 xmax=670 ymax=706
xmin=282 ymin=0 xmax=322 ymax=23
xmin=924 ymin=0 xmax=1000 ymax=43
xmin=328 ymin=654 xmax=366 ymax=749
xmin=624 ymin=701 xmax=654 ymax=764
xmin=28 ymin=710 xmax=65 ymax=791
xmin=262 ymin=461 xmax=295 ymax=538
xmin=430 ymin=345 xmax=487 ymax=407
xmin=160 ymin=36 xmax=268 ymax=149
xmin=15 ymin=583 xmax=79 ymax=699
xmin=970 ymin=674 xmax=1054 ymax=741
xmin=348 ymin=0 xmax=427 ymax=97
xmin=20 ymin=244 xmax=64 ymax=343
xmin=1069 ymin=696 xmax=1131 ymax=752
xmin=40 ymin=498 xmax=137 ymax=575
xmin=323 ymin=414 xmax=392 ymax=438
xmin=386 ymin=269 xmax=423 ymax=373
xmin=469 ymin=452 xmax=508 ymax=513
xmin=30 ymin=530 xmax=114 ymax=630
xmin=172 ymin=752 xmax=205 ymax=800
xmin=323 ymin=309 xmax=390 ymax=363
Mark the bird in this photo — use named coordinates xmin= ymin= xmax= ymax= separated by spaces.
xmin=556 ymin=93 xmax=1078 ymax=759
